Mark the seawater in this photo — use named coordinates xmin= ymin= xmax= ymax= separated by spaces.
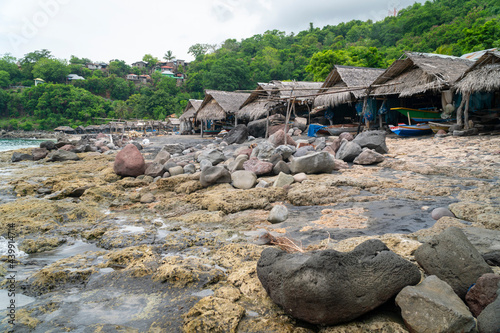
xmin=0 ymin=138 xmax=48 ymax=152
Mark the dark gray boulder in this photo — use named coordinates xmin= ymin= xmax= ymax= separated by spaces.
xmin=477 ymin=291 xmax=500 ymax=333
xmin=47 ymin=150 xmax=80 ymax=162
xmin=197 ymin=149 xmax=225 ymax=165
xmin=335 ymin=139 xmax=362 ymax=162
xmin=352 ymin=130 xmax=389 ymax=154
xmin=223 ymin=124 xmax=248 ymax=144
xmin=247 ymin=119 xmax=267 ymax=138
xmin=11 ymin=152 xmax=34 ymax=162
xmin=396 ymin=275 xmax=476 ymax=333
xmin=40 ymin=140 xmax=56 ymax=150
xmin=414 ymin=227 xmax=493 ymax=299
xmin=144 ymin=162 xmax=164 ymax=177
xmin=200 ymin=166 xmax=231 ymax=187
xmin=257 ymin=239 xmax=421 ymax=325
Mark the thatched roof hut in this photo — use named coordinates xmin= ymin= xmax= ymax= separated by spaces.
xmin=314 ymin=65 xmax=385 ymax=108
xmin=237 ymin=81 xmax=322 ymax=121
xmin=180 ymin=99 xmax=203 ymax=121
xmin=372 ymin=52 xmax=473 ymax=97
xmin=54 ymin=126 xmax=75 ymax=134
xmin=196 ymin=90 xmax=250 ymax=121
xmin=454 ymin=50 xmax=500 ymax=94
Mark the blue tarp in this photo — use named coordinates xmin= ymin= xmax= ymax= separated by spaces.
xmin=307 ymin=124 xmax=326 ymax=137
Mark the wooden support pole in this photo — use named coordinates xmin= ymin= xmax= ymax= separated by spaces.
xmin=464 ymin=93 xmax=470 ymax=130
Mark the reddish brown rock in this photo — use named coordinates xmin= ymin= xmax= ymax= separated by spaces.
xmin=339 ymin=132 xmax=355 ymax=141
xmin=465 ymin=273 xmax=500 ymax=317
xmin=59 ymin=144 xmax=76 ymax=151
xmin=113 ymin=144 xmax=146 ymax=177
xmin=268 ymin=129 xmax=297 ymax=147
xmin=243 ymin=157 xmax=273 ymax=176
xmin=32 ymin=148 xmax=49 ymax=161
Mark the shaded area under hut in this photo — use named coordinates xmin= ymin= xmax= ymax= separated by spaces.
xmin=371 ymin=52 xmax=474 ymax=127
xmin=311 ymin=65 xmax=385 ymax=134
xmin=454 ymin=50 xmax=500 ymax=130
xmin=195 ymin=90 xmax=250 ymax=137
xmin=179 ymin=99 xmax=203 ymax=134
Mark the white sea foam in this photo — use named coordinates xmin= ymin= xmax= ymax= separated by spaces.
xmin=0 ymin=236 xmax=27 ymax=258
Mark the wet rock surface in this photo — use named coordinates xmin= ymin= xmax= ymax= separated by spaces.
xmin=0 ymin=133 xmax=499 ymax=332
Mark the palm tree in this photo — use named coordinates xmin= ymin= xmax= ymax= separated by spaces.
xmin=164 ymin=50 xmax=175 ymax=62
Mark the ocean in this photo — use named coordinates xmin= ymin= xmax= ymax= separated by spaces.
xmin=0 ymin=138 xmax=48 ymax=152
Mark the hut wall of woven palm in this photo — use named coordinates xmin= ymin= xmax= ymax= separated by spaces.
xmin=313 ymin=65 xmax=385 ymax=108
xmin=454 ymin=51 xmax=500 ymax=94
xmin=195 ymin=90 xmax=250 ymax=121
xmin=371 ymin=52 xmax=473 ymax=98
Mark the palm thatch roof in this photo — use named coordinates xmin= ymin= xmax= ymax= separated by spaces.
xmin=372 ymin=52 xmax=473 ymax=97
xmin=180 ymin=99 xmax=203 ymax=120
xmin=454 ymin=51 xmax=500 ymax=94
xmin=314 ymin=65 xmax=385 ymax=108
xmin=236 ymin=81 xmax=322 ymax=121
xmin=268 ymin=80 xmax=323 ymax=101
xmin=196 ymin=90 xmax=250 ymax=121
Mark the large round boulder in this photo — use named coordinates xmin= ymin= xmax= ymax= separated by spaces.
xmin=113 ymin=144 xmax=145 ymax=177
xmin=200 ymin=166 xmax=231 ymax=187
xmin=223 ymin=124 xmax=248 ymax=145
xmin=257 ymin=239 xmax=421 ymax=325
xmin=289 ymin=151 xmax=335 ymax=174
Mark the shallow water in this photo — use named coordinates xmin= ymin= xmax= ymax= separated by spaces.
xmin=0 ymin=138 xmax=49 ymax=152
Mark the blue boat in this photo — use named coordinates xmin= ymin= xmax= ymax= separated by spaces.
xmin=389 ymin=123 xmax=433 ymax=136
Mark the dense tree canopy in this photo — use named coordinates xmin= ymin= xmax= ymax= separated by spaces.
xmin=1 ymin=0 xmax=499 ymax=130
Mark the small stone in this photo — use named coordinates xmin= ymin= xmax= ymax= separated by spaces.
xmin=431 ymin=207 xmax=455 ymax=220
xmin=168 ymin=166 xmax=184 ymax=176
xmin=293 ymin=173 xmax=307 ymax=183
xmin=183 ymin=164 xmax=196 ymax=174
xmin=231 ymin=170 xmax=257 ymax=189
xmin=273 ymin=172 xmax=294 ymax=188
xmin=140 ymin=193 xmax=155 ymax=203
xmin=267 ymin=205 xmax=289 ymax=223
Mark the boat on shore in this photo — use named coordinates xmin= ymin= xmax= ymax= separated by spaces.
xmin=389 ymin=123 xmax=433 ymax=136
xmin=391 ymin=107 xmax=447 ymax=122
xmin=428 ymin=121 xmax=455 ymax=133
xmin=317 ymin=123 xmax=361 ymax=136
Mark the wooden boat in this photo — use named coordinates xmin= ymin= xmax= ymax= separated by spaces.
xmin=428 ymin=121 xmax=455 ymax=133
xmin=317 ymin=123 xmax=361 ymax=136
xmin=391 ymin=107 xmax=445 ymax=122
xmin=389 ymin=123 xmax=432 ymax=136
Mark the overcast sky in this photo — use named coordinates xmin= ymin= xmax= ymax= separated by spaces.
xmin=0 ymin=0 xmax=424 ymax=64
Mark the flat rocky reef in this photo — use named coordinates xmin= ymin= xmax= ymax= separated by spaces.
xmin=0 ymin=131 xmax=499 ymax=332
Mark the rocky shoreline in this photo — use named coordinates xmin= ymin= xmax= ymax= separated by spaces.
xmin=0 ymin=128 xmax=499 ymax=332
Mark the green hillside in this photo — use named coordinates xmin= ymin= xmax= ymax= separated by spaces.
xmin=0 ymin=0 xmax=498 ymax=130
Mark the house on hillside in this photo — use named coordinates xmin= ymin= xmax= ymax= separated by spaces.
xmin=132 ymin=61 xmax=148 ymax=69
xmin=312 ymin=65 xmax=385 ymax=125
xmin=195 ymin=90 xmax=250 ymax=136
xmin=126 ymin=74 xmax=139 ymax=81
xmin=67 ymin=73 xmax=85 ymax=81
xmin=454 ymin=50 xmax=500 ymax=129
xmin=370 ymin=52 xmax=473 ymax=125
xmin=179 ymin=99 xmax=203 ymax=134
